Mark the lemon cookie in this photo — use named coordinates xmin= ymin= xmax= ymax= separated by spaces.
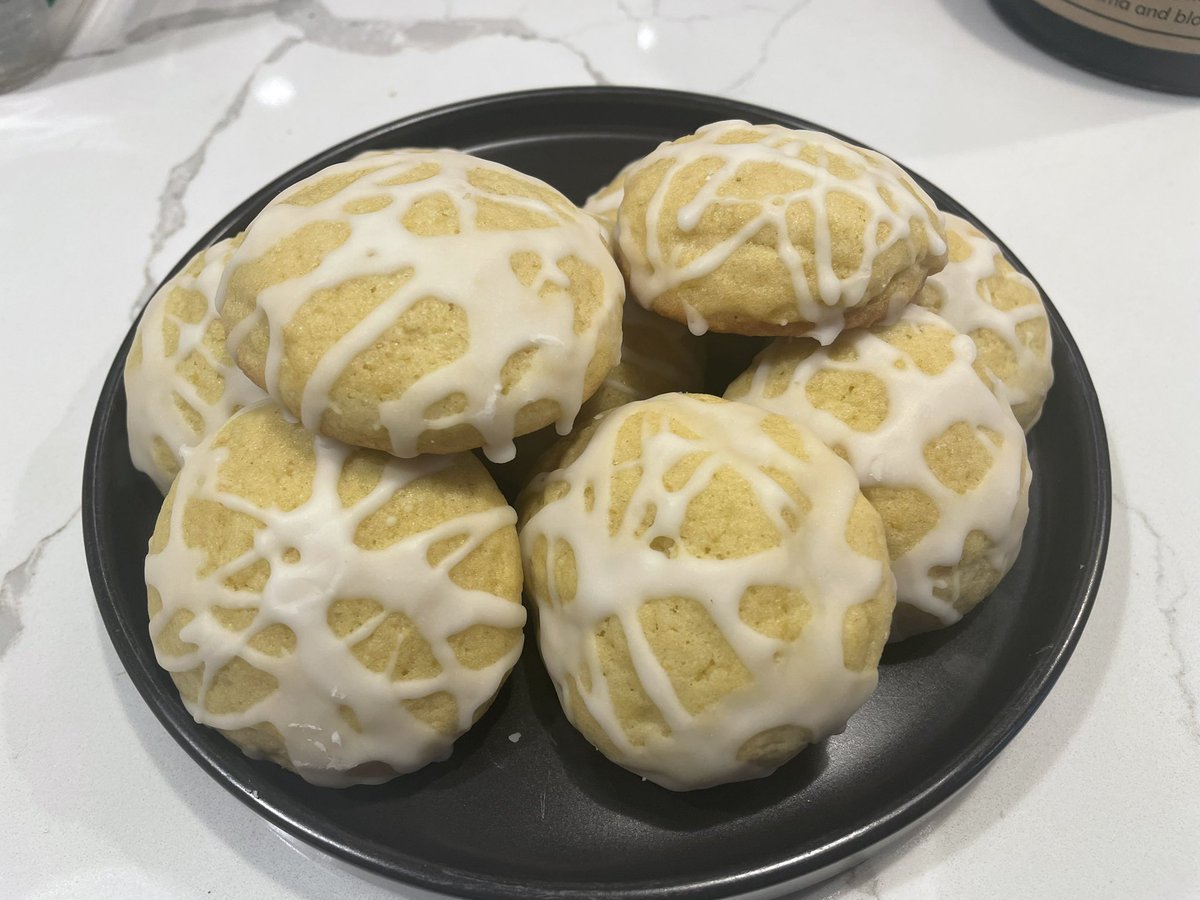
xmin=615 ymin=120 xmax=947 ymax=341
xmin=727 ymin=306 xmax=1030 ymax=639
xmin=518 ymin=394 xmax=894 ymax=790
xmin=581 ymin=301 xmax=706 ymax=422
xmin=583 ymin=157 xmax=639 ymax=238
xmin=125 ymin=237 xmax=264 ymax=493
xmin=218 ymin=148 xmax=624 ymax=462
xmin=145 ymin=400 xmax=525 ymax=786
xmin=916 ymin=213 xmax=1053 ymax=430
xmin=488 ymin=300 xmax=706 ymax=497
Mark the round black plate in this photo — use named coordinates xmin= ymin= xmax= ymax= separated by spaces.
xmin=84 ymin=87 xmax=1110 ymax=899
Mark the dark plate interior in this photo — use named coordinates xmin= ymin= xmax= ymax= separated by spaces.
xmin=83 ymin=87 xmax=1110 ymax=900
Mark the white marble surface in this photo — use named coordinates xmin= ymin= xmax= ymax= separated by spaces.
xmin=1 ymin=0 xmax=1198 ymax=897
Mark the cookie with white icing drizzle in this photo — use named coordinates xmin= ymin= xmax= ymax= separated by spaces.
xmin=726 ymin=306 xmax=1030 ymax=640
xmin=146 ymin=401 xmax=526 ymax=787
xmin=615 ymin=120 xmax=948 ymax=343
xmin=125 ymin=236 xmax=265 ymax=493
xmin=518 ymin=394 xmax=894 ymax=790
xmin=583 ymin=157 xmax=639 ymax=238
xmin=579 ymin=301 xmax=706 ymax=423
xmin=487 ymin=301 xmax=706 ymax=498
xmin=916 ymin=213 xmax=1053 ymax=430
xmin=218 ymin=148 xmax=624 ymax=463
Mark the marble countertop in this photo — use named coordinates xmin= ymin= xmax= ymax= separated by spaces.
xmin=2 ymin=0 xmax=1198 ymax=897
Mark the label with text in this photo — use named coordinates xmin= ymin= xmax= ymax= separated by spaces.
xmin=1033 ymin=0 xmax=1200 ymax=52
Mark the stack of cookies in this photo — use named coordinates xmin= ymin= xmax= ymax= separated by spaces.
xmin=126 ymin=121 xmax=1053 ymax=791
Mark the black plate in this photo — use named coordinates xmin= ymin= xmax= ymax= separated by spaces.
xmin=83 ymin=87 xmax=1110 ymax=899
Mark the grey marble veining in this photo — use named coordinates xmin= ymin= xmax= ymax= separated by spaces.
xmin=74 ymin=0 xmax=614 ymax=75
xmin=123 ymin=2 xmax=278 ymax=46
xmin=126 ymin=0 xmax=620 ymax=313
xmin=0 ymin=508 xmax=79 ymax=660
xmin=132 ymin=33 xmax=300 ymax=317
xmin=404 ymin=18 xmax=610 ymax=83
xmin=724 ymin=0 xmax=811 ymax=91
xmin=1117 ymin=494 xmax=1198 ymax=740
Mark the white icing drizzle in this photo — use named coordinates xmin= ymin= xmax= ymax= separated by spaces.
xmin=219 ymin=149 xmax=623 ymax=463
xmin=680 ymin=300 xmax=709 ymax=336
xmin=615 ymin=120 xmax=947 ymax=345
xmin=729 ymin=306 xmax=1030 ymax=629
xmin=146 ymin=401 xmax=525 ymax=787
xmin=125 ymin=237 xmax=265 ymax=493
xmin=520 ymin=394 xmax=889 ymax=790
xmin=918 ymin=213 xmax=1054 ymax=430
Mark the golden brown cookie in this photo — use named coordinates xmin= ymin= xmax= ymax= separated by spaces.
xmin=125 ymin=236 xmax=264 ymax=492
xmin=518 ymin=393 xmax=893 ymax=789
xmin=727 ymin=305 xmax=1030 ymax=639
xmin=916 ymin=213 xmax=1053 ymax=430
xmin=582 ymin=157 xmax=640 ymax=240
xmin=486 ymin=300 xmax=706 ymax=498
xmin=615 ymin=120 xmax=947 ymax=341
xmin=218 ymin=148 xmax=623 ymax=462
xmin=146 ymin=400 xmax=525 ymax=786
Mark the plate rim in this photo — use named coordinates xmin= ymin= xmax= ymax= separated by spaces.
xmin=83 ymin=85 xmax=1112 ymax=899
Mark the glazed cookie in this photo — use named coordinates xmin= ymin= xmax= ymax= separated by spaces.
xmin=727 ymin=306 xmax=1030 ymax=640
xmin=518 ymin=394 xmax=894 ymax=790
xmin=579 ymin=301 xmax=706 ymax=422
xmin=583 ymin=157 xmax=639 ymax=237
xmin=146 ymin=401 xmax=525 ymax=786
xmin=615 ymin=120 xmax=948 ymax=342
xmin=487 ymin=301 xmax=706 ymax=497
xmin=218 ymin=148 xmax=624 ymax=462
xmin=125 ymin=237 xmax=265 ymax=493
xmin=916 ymin=213 xmax=1053 ymax=430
